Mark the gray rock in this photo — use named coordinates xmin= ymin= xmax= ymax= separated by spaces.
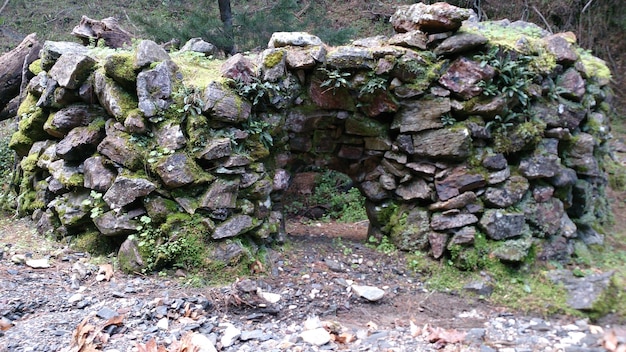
xmin=492 ymin=235 xmax=533 ymax=262
xmin=388 ymin=30 xmax=428 ymax=49
xmin=96 ymin=307 xmax=119 ymax=320
xmin=434 ymin=32 xmax=488 ymax=56
xmin=392 ymin=96 xmax=450 ymax=133
xmin=464 ymin=280 xmax=494 ymax=296
xmin=326 ymin=46 xmax=376 ymax=69
xmin=97 ymin=126 xmax=144 ymax=170
xmin=155 ymin=153 xmax=200 ymax=189
xmin=268 ymin=32 xmax=323 ymax=48
xmin=428 ymin=231 xmax=449 ymax=259
xmin=180 ymin=38 xmax=218 ymax=56
xmin=285 ymin=46 xmax=326 ymax=69
xmin=220 ymin=324 xmax=241 ymax=347
xmin=449 ymin=226 xmax=476 ymax=246
xmin=431 ymin=213 xmax=478 ymax=231
xmin=435 ymin=165 xmax=486 ymax=201
xmin=135 ymin=40 xmax=170 ymax=69
xmin=93 ymin=210 xmax=141 ymax=236
xmin=55 ymin=126 xmax=104 ymax=161
xmin=547 ymin=270 xmax=617 ymax=314
xmin=40 ymin=41 xmax=89 ymax=71
xmin=395 ymin=178 xmax=432 ymax=200
xmin=543 ymin=34 xmax=578 ymax=65
xmin=300 ymin=327 xmax=331 ymax=346
xmin=351 ymin=285 xmax=385 ymax=301
xmin=153 ymin=121 xmax=186 ymax=151
xmin=118 ymin=237 xmax=144 ymax=273
xmin=557 ymin=68 xmax=586 ymax=102
xmin=94 ymin=71 xmax=137 ymax=121
xmin=49 ymin=190 xmax=91 ymax=228
xmin=136 ymin=60 xmax=177 ymax=117
xmin=439 ymin=57 xmax=495 ymax=100
xmin=202 ymin=81 xmax=251 ymax=123
xmin=483 ymin=175 xmax=529 ymax=208
xmin=479 ymin=210 xmax=526 ymax=240
xmin=212 ymin=215 xmax=256 ymax=239
xmin=47 ymin=158 xmax=83 ymax=189
xmin=391 ymin=2 xmax=473 ymax=33
xmin=103 ymin=176 xmax=156 ymax=210
xmin=413 ymin=127 xmax=472 ymax=159
xmin=48 ymin=53 xmax=95 ymax=89
xmin=83 ymin=156 xmax=116 ymax=192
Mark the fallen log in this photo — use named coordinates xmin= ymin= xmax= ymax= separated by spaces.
xmin=0 ymin=95 xmax=19 ymax=121
xmin=0 ymin=33 xmax=40 ymax=116
xmin=71 ymin=16 xmax=133 ymax=48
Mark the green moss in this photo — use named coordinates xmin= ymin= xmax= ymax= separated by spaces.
xmin=72 ymin=231 xmax=117 ymax=256
xmin=19 ymin=153 xmax=39 ymax=173
xmin=17 ymin=94 xmax=38 ymax=117
xmin=9 ymin=131 xmax=34 ymax=156
xmin=28 ymin=59 xmax=43 ymax=75
xmin=171 ymin=51 xmax=226 ymax=88
xmin=578 ymin=48 xmax=612 ymax=82
xmin=104 ymin=53 xmax=137 ymax=89
xmin=58 ymin=172 xmax=84 ymax=188
xmin=263 ymin=49 xmax=285 ymax=69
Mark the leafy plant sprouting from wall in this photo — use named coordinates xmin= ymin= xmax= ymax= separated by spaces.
xmin=318 ymin=67 xmax=352 ymax=94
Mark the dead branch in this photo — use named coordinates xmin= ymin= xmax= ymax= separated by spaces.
xmin=531 ymin=5 xmax=553 ymax=34
xmin=71 ymin=15 xmax=133 ymax=48
xmin=0 ymin=0 xmax=9 ymax=16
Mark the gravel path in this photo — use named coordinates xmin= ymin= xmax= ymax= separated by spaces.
xmin=0 ymin=224 xmax=624 ymax=352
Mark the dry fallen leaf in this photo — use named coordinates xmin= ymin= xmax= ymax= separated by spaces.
xmin=96 ymin=264 xmax=114 ymax=282
xmin=333 ymin=332 xmax=356 ymax=344
xmin=0 ymin=317 xmax=13 ymax=331
xmin=427 ymin=326 xmax=466 ymax=348
xmin=603 ymin=328 xmax=626 ymax=352
xmin=410 ymin=320 xmax=422 ymax=337
xmin=366 ymin=321 xmax=378 ymax=331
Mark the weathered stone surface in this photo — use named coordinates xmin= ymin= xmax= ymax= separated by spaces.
xmin=97 ymin=126 xmax=143 ymax=170
xmin=137 ymin=60 xmax=177 ymax=117
xmin=487 ymin=167 xmax=510 ymax=185
xmin=351 ymin=285 xmax=385 ymax=302
xmin=56 ymin=126 xmax=104 ymax=161
xmin=285 ymin=47 xmax=324 ymax=69
xmin=326 ymin=46 xmax=375 ymax=69
xmin=345 ymin=115 xmax=387 ymax=136
xmin=94 ymin=210 xmax=141 ymax=236
xmin=429 ymin=191 xmax=477 ymax=211
xmin=94 ymin=71 xmax=137 ymax=121
xmin=103 ymin=176 xmax=156 ymax=210
xmin=388 ymin=207 xmax=431 ymax=251
xmin=543 ymin=34 xmax=578 ymax=65
xmin=493 ymin=236 xmax=533 ymax=262
xmin=438 ymin=57 xmax=495 ymax=99
xmin=395 ymin=178 xmax=432 ymax=200
xmin=268 ymin=32 xmax=323 ymax=48
xmin=196 ymin=138 xmax=231 ymax=161
xmin=155 ymin=153 xmax=198 ymax=189
xmin=435 ymin=165 xmax=486 ymax=201
xmin=454 ymin=95 xmax=507 ymax=117
xmin=202 ymin=81 xmax=251 ymax=123
xmin=48 ymin=53 xmax=95 ymax=89
xmin=479 ymin=210 xmax=526 ymax=240
xmin=549 ymin=166 xmax=578 ymax=188
xmin=428 ymin=231 xmax=447 ymax=259
xmin=523 ymin=197 xmax=565 ymax=236
xmin=391 ymin=2 xmax=473 ymax=33
xmin=260 ymin=48 xmax=286 ymax=82
xmin=557 ymin=68 xmax=586 ymax=102
xmin=483 ymin=175 xmax=529 ymax=208
xmin=413 ymin=127 xmax=471 ymax=159
xmin=212 ymin=215 xmax=256 ymax=239
xmin=40 ymin=41 xmax=89 ymax=71
xmin=49 ymin=190 xmax=91 ymax=227
xmin=154 ymin=122 xmax=186 ymax=151
xmin=118 ymin=238 xmax=144 ymax=273
xmin=449 ymin=226 xmax=476 ymax=246
xmin=434 ymin=32 xmax=488 ymax=56
xmin=220 ymin=53 xmax=256 ymax=84
xmin=388 ymin=31 xmax=428 ymax=50
xmin=519 ymin=140 xmax=561 ymax=179
xmin=47 ymin=159 xmax=83 ymax=188
xmin=180 ymin=37 xmax=218 ymax=56
xmin=482 ymin=153 xmax=508 ymax=170
xmin=563 ymin=133 xmax=600 ymax=176
xmin=359 ymin=90 xmax=399 ymax=117
xmin=392 ymin=96 xmax=450 ymax=133
xmin=547 ymin=270 xmax=617 ymax=314
xmin=200 ymin=179 xmax=239 ymax=211
xmin=135 ymin=40 xmax=170 ymax=68
xmin=431 ymin=212 xmax=478 ymax=231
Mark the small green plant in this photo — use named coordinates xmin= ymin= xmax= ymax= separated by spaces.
xmin=243 ymin=118 xmax=274 ymax=150
xmin=333 ymin=237 xmax=353 ymax=255
xmin=359 ymin=75 xmax=387 ymax=96
xmin=319 ymin=67 xmax=351 ymax=93
xmin=231 ymin=77 xmax=282 ymax=108
xmin=174 ymin=85 xmax=204 ymax=123
xmin=441 ymin=112 xmax=457 ymax=126
xmin=367 ymin=235 xmax=396 ymax=255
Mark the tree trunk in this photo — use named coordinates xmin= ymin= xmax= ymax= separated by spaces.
xmin=0 ymin=33 xmax=40 ymax=118
xmin=218 ymin=0 xmax=235 ymax=54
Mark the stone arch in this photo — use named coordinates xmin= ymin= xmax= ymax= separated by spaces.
xmin=10 ymin=3 xmax=614 ymax=272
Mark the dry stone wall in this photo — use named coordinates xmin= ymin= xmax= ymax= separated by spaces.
xmin=9 ymin=3 xmax=614 ymax=272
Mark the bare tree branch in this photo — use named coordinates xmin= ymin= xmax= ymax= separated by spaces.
xmin=0 ymin=0 xmax=10 ymax=16
xmin=531 ymin=5 xmax=553 ymax=34
xmin=582 ymin=0 xmax=596 ymax=13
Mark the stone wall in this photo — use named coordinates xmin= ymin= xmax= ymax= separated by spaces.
xmin=9 ymin=3 xmax=613 ymax=272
